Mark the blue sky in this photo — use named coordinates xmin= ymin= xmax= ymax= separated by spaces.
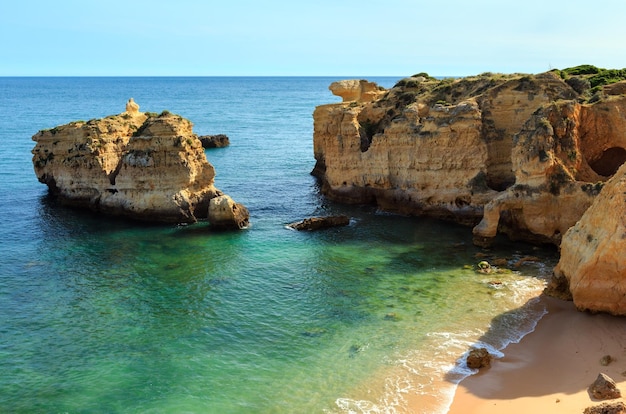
xmin=2 ymin=0 xmax=625 ymax=76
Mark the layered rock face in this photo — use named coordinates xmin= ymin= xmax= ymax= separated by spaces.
xmin=474 ymin=95 xmax=626 ymax=245
xmin=32 ymin=103 xmax=247 ymax=225
xmin=313 ymin=71 xmax=626 ymax=245
xmin=551 ymin=162 xmax=626 ymax=314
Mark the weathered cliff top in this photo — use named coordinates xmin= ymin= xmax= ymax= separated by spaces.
xmin=386 ymin=64 xmax=626 ymax=105
xmin=339 ymin=65 xmax=626 ymax=144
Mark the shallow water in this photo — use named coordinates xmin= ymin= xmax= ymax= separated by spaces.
xmin=0 ymin=77 xmax=558 ymax=413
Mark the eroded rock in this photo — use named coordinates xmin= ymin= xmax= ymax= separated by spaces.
xmin=601 ymin=355 xmax=615 ymax=366
xmin=32 ymin=101 xmax=247 ymax=226
xmin=589 ymin=373 xmax=622 ymax=400
xmin=313 ymin=68 xmax=626 ymax=246
xmin=287 ymin=215 xmax=350 ymax=231
xmin=329 ymin=80 xmax=386 ymax=103
xmin=199 ymin=134 xmax=230 ymax=148
xmin=584 ymin=401 xmax=626 ymax=414
xmin=552 ymin=162 xmax=626 ymax=314
xmin=125 ymin=97 xmax=140 ymax=114
xmin=208 ymin=195 xmax=250 ymax=230
xmin=466 ymin=347 xmax=492 ymax=369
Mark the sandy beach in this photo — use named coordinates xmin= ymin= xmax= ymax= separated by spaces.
xmin=446 ymin=295 xmax=626 ymax=413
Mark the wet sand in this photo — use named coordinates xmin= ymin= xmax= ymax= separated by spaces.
xmin=447 ymin=295 xmax=626 ymax=413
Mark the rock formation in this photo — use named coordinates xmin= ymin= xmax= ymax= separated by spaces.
xmin=199 ymin=134 xmax=230 ymax=148
xmin=589 ymin=373 xmax=622 ymax=400
xmin=466 ymin=347 xmax=492 ymax=370
xmin=287 ymin=215 xmax=350 ymax=231
xmin=329 ymin=80 xmax=386 ymax=103
xmin=550 ymin=162 xmax=626 ymax=314
xmin=584 ymin=401 xmax=626 ymax=414
xmin=125 ymin=98 xmax=140 ymax=114
xmin=313 ymin=67 xmax=626 ymax=246
xmin=208 ymin=195 xmax=250 ymax=230
xmin=32 ymin=101 xmax=249 ymax=226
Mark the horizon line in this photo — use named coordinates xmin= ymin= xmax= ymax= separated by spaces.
xmin=0 ymin=74 xmax=462 ymax=79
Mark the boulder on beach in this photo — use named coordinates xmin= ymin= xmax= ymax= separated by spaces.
xmin=583 ymin=401 xmax=626 ymax=414
xmin=466 ymin=347 xmax=492 ymax=369
xmin=589 ymin=373 xmax=622 ymax=400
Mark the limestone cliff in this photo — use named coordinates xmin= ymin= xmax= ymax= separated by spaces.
xmin=313 ymin=67 xmax=626 ymax=245
xmin=32 ymin=102 xmax=248 ymax=226
xmin=551 ymin=162 xmax=626 ymax=315
xmin=474 ymin=94 xmax=626 ymax=245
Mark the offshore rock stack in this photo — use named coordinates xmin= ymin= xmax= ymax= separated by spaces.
xmin=32 ymin=100 xmax=248 ymax=228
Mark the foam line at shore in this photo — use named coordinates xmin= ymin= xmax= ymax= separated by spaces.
xmin=331 ymin=281 xmax=550 ymax=414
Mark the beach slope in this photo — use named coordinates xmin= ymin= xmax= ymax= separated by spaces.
xmin=448 ymin=296 xmax=626 ymax=413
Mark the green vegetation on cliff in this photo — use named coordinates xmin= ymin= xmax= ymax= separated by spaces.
xmin=553 ymin=64 xmax=626 ymax=97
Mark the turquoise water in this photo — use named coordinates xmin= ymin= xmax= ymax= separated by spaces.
xmin=0 ymin=77 xmax=557 ymax=413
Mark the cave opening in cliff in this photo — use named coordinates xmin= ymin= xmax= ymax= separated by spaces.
xmin=589 ymin=147 xmax=626 ymax=177
xmin=486 ymin=174 xmax=515 ymax=192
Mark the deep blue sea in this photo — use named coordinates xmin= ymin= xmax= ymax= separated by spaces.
xmin=0 ymin=77 xmax=557 ymax=413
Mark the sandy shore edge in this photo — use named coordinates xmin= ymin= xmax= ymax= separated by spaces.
xmin=445 ymin=295 xmax=626 ymax=413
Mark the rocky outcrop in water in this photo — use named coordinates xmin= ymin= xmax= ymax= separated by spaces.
xmin=32 ymin=102 xmax=249 ymax=226
xmin=208 ymin=195 xmax=250 ymax=230
xmin=199 ymin=134 xmax=230 ymax=148
xmin=313 ymin=66 xmax=626 ymax=246
xmin=287 ymin=215 xmax=350 ymax=231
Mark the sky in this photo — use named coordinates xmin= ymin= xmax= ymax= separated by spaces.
xmin=1 ymin=0 xmax=625 ymax=77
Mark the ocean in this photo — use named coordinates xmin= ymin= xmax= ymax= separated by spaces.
xmin=0 ymin=77 xmax=557 ymax=413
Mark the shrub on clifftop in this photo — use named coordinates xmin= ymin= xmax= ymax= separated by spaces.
xmin=555 ymin=65 xmax=626 ymax=95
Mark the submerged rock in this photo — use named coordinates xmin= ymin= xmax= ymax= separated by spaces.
xmin=32 ymin=101 xmax=248 ymax=227
xmin=287 ymin=215 xmax=350 ymax=231
xmin=601 ymin=355 xmax=615 ymax=366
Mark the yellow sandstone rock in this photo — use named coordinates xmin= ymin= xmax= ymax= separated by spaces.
xmin=208 ymin=195 xmax=250 ymax=230
xmin=32 ymin=101 xmax=248 ymax=225
xmin=313 ymin=71 xmax=626 ymax=246
xmin=553 ymin=162 xmax=626 ymax=315
xmin=328 ymin=79 xmax=386 ymax=103
xmin=125 ymin=97 xmax=140 ymax=114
